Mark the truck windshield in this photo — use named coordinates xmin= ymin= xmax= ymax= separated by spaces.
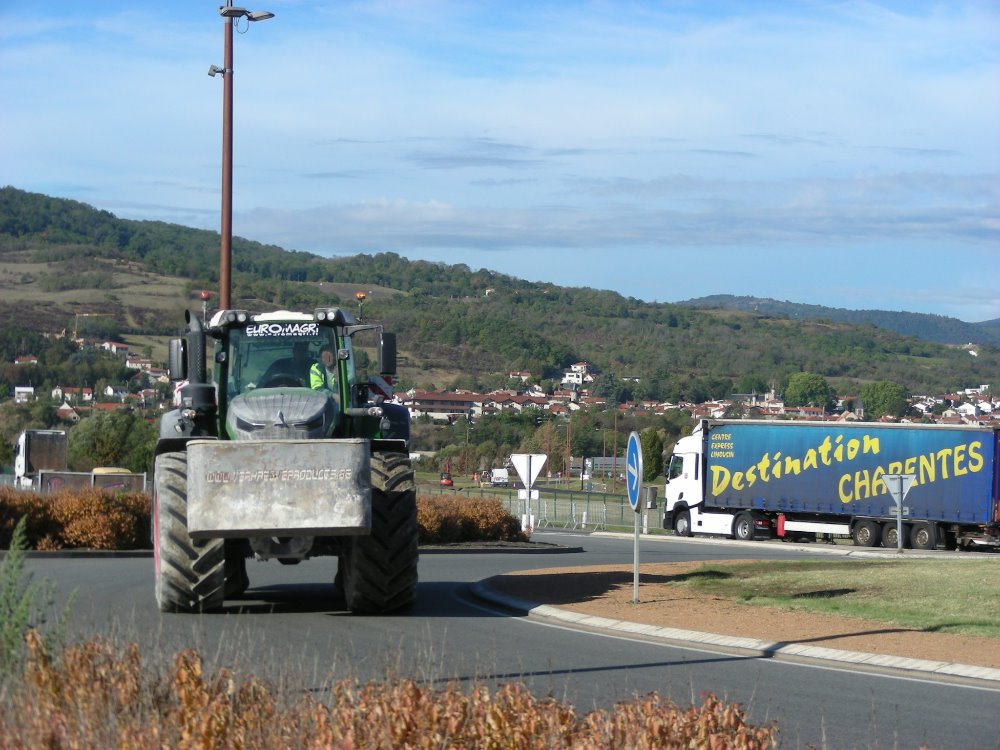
xmin=667 ymin=455 xmax=685 ymax=480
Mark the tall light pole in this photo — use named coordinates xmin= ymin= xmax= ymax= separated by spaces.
xmin=209 ymin=3 xmax=274 ymax=310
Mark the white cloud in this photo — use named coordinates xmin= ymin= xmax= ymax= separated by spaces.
xmin=1 ymin=0 xmax=997 ymax=320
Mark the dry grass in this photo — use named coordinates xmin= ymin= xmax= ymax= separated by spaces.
xmin=1 ymin=631 xmax=777 ymax=749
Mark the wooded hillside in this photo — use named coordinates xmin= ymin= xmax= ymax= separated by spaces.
xmin=1 ymin=186 xmax=996 ymax=400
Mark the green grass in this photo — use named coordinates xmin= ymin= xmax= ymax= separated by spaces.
xmin=677 ymin=560 xmax=1000 ymax=638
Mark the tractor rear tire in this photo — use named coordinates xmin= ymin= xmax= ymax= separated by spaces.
xmin=343 ymin=452 xmax=419 ymax=614
xmin=153 ymin=452 xmax=225 ymax=613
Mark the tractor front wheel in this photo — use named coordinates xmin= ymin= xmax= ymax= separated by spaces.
xmin=342 ymin=452 xmax=419 ymax=614
xmin=153 ymin=451 xmax=225 ymax=613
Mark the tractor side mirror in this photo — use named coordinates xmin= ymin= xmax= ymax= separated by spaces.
xmin=167 ymin=338 xmax=187 ymax=381
xmin=378 ymin=332 xmax=397 ymax=376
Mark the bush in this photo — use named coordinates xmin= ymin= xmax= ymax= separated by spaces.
xmin=0 ymin=489 xmax=60 ymax=550
xmin=0 ymin=489 xmax=522 ymax=550
xmin=2 ymin=635 xmax=778 ymax=748
xmin=0 ymin=487 xmax=150 ymax=551
xmin=417 ymin=496 xmax=527 ymax=544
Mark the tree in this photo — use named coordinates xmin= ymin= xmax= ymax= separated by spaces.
xmin=736 ymin=374 xmax=768 ymax=396
xmin=640 ymin=427 xmax=664 ymax=483
xmin=66 ymin=409 xmax=155 ymax=473
xmin=860 ymin=381 xmax=910 ymax=421
xmin=784 ymin=372 xmax=834 ymax=411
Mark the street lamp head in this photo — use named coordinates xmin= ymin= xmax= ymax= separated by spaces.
xmin=219 ymin=6 xmax=274 ymax=22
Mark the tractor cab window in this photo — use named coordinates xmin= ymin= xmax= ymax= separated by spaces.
xmin=222 ymin=328 xmax=342 ymax=397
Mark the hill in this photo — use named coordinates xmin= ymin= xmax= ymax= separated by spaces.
xmin=0 ymin=186 xmax=997 ymax=400
xmin=676 ymin=295 xmax=1000 ymax=347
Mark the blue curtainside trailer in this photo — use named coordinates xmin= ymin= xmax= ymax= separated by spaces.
xmin=663 ymin=420 xmax=1000 ymax=550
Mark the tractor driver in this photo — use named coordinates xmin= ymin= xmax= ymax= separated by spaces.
xmin=310 ymin=345 xmax=338 ymax=392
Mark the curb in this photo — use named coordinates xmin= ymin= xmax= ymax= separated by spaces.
xmin=589 ymin=531 xmax=1000 ymax=560
xmin=420 ymin=543 xmax=583 ymax=555
xmin=9 ymin=550 xmax=153 ymax=559
xmin=471 ymin=578 xmax=1000 ymax=686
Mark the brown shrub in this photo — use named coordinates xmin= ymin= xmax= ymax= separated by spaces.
xmin=0 ymin=488 xmax=61 ymax=549
xmin=2 ymin=489 xmax=521 ymax=550
xmin=3 ymin=634 xmax=778 ymax=749
xmin=0 ymin=487 xmax=150 ymax=550
xmin=417 ymin=495 xmax=527 ymax=544
xmin=47 ymin=489 xmax=151 ymax=550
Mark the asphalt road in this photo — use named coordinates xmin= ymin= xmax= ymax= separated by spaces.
xmin=23 ymin=532 xmax=1000 ymax=749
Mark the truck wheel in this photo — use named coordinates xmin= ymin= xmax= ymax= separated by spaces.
xmin=673 ymin=509 xmax=693 ymax=537
xmin=851 ymin=520 xmax=881 ymax=547
xmin=909 ymin=522 xmax=937 ymax=550
xmin=881 ymin=522 xmax=909 ymax=549
xmin=153 ymin=451 xmax=225 ymax=613
xmin=342 ymin=452 xmax=419 ymax=614
xmin=733 ymin=512 xmax=755 ymax=541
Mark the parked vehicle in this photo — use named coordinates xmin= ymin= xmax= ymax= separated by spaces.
xmin=13 ymin=429 xmax=146 ymax=493
xmin=490 ymin=467 xmax=510 ymax=487
xmin=663 ymin=419 xmax=1000 ymax=550
xmin=439 ymin=472 xmax=453 ymax=487
xmin=14 ymin=430 xmax=67 ymax=490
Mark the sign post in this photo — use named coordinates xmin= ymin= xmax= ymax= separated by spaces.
xmin=625 ymin=431 xmax=643 ymax=604
xmin=511 ymin=453 xmax=546 ymax=533
xmin=883 ymin=473 xmax=915 ymax=552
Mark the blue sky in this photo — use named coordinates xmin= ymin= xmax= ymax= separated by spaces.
xmin=2 ymin=1 xmax=998 ymax=321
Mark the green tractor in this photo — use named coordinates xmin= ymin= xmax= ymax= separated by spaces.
xmin=153 ymin=307 xmax=417 ymax=614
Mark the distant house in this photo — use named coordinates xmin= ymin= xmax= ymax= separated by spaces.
xmin=103 ymin=385 xmax=128 ymax=400
xmin=14 ymin=355 xmax=38 ymax=365
xmin=14 ymin=386 xmax=34 ymax=403
xmin=561 ymin=370 xmax=583 ymax=386
xmin=403 ymin=390 xmax=480 ymax=421
xmin=786 ymin=405 xmax=825 ymax=420
xmin=956 ymin=403 xmax=980 ymax=418
xmin=101 ymin=341 xmax=129 ymax=356
xmin=561 ymin=361 xmax=596 ymax=387
xmin=126 ymin=355 xmax=153 ymax=371
xmin=56 ymin=402 xmax=81 ymax=423
xmin=52 ymin=386 xmax=93 ymax=403
xmin=91 ymin=401 xmax=126 ymax=413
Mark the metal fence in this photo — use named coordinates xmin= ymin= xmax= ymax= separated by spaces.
xmin=420 ymin=483 xmax=654 ymax=533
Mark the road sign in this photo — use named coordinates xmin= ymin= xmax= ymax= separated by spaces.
xmin=625 ymin=431 xmax=643 ymax=512
xmin=883 ymin=474 xmax=915 ymax=553
xmin=884 ymin=474 xmax=915 ymax=502
xmin=511 ymin=453 xmax=546 ymax=489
